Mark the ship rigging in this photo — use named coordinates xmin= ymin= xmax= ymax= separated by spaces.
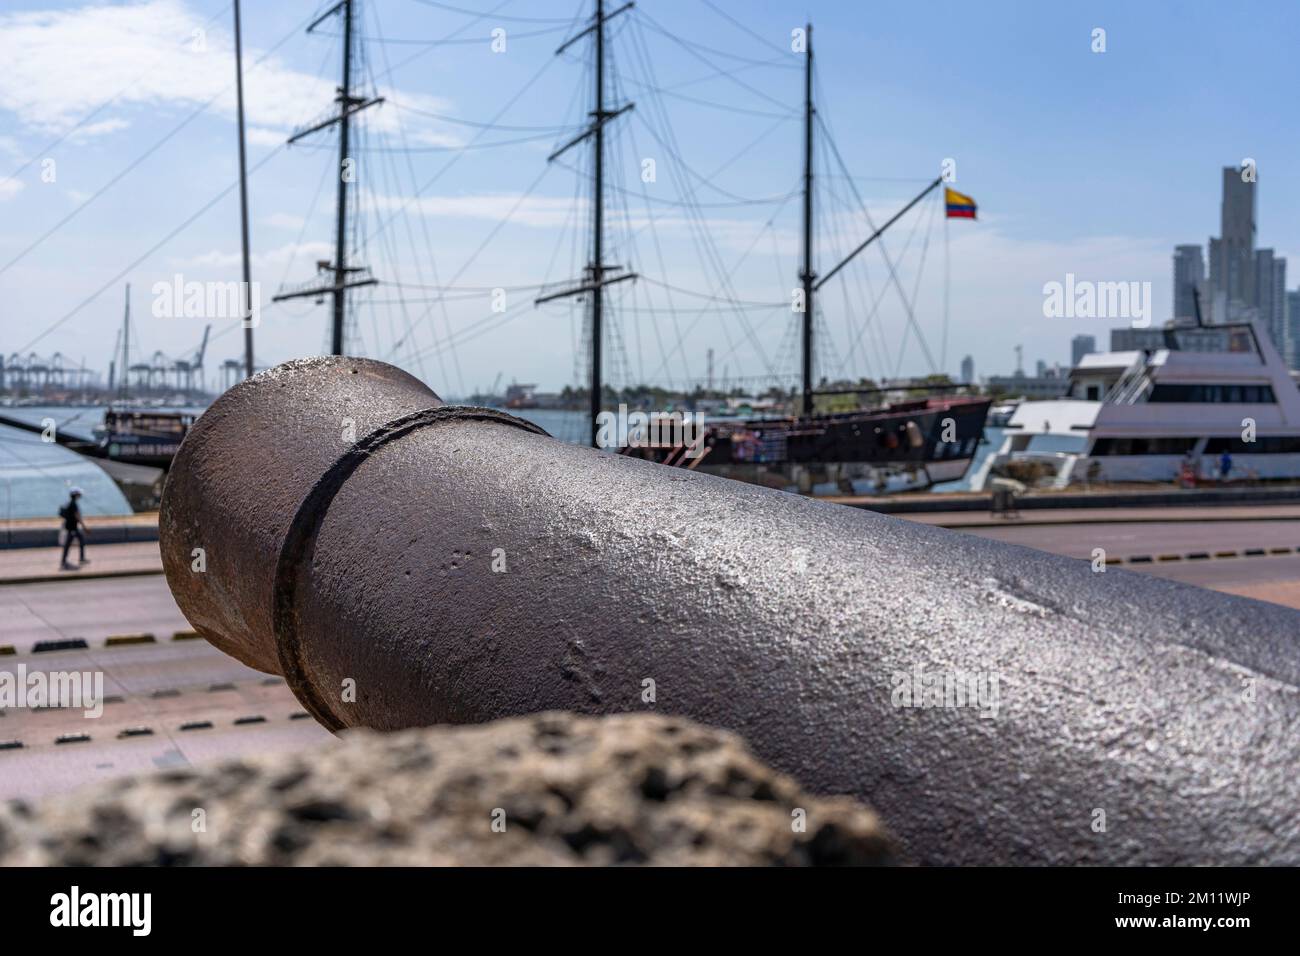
xmin=6 ymin=1 xmax=985 ymax=492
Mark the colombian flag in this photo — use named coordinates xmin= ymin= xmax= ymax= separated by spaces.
xmin=945 ymin=187 xmax=977 ymax=219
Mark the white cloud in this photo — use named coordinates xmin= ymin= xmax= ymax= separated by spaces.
xmin=245 ymin=126 xmax=287 ymax=147
xmin=69 ymin=118 xmax=131 ymax=140
xmin=405 ymin=127 xmax=465 ymax=149
xmin=0 ymin=179 xmax=24 ymax=201
xmin=168 ymin=240 xmax=332 ymax=273
xmin=370 ymin=192 xmax=581 ymax=229
xmin=800 ymin=221 xmax=1171 ymax=378
xmin=365 ymin=192 xmax=772 ymax=249
xmin=0 ymin=0 xmax=455 ymax=145
xmin=262 ymin=211 xmax=306 ymax=230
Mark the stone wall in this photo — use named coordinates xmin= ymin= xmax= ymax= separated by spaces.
xmin=0 ymin=712 xmax=895 ymax=866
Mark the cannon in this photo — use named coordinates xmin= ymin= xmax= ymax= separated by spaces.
xmin=160 ymin=356 xmax=1300 ymax=865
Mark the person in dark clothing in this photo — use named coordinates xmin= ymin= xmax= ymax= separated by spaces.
xmin=1219 ymin=449 xmax=1233 ymax=482
xmin=59 ymin=488 xmax=89 ymax=570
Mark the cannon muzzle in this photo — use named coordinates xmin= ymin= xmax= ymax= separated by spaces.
xmin=161 ymin=356 xmax=1300 ymax=865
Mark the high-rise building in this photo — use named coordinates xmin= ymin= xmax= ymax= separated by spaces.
xmin=960 ymin=354 xmax=974 ymax=384
xmin=1208 ymin=166 xmax=1256 ymax=320
xmin=1206 ymin=237 xmax=1221 ymax=321
xmin=1071 ymin=334 xmax=1097 ymax=366
xmin=1172 ymin=245 xmax=1204 ymax=322
xmin=1254 ymin=250 xmax=1287 ymax=356
xmin=1286 ymin=290 xmax=1300 ymax=369
xmin=1254 ymin=247 xmax=1275 ymax=330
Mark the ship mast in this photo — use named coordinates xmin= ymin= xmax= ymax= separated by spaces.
xmin=535 ymin=0 xmax=636 ymax=447
xmin=232 ymin=0 xmax=255 ymax=377
xmin=800 ymin=22 xmax=815 ymax=416
xmin=273 ymin=0 xmax=382 ymax=354
xmin=117 ymin=283 xmax=130 ymax=404
xmin=331 ymin=0 xmax=355 ymax=356
xmin=800 ymin=24 xmax=946 ymax=405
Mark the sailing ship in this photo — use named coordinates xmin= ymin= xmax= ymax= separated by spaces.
xmin=9 ymin=2 xmax=990 ymax=502
xmin=241 ymin=2 xmax=991 ymax=497
xmin=258 ymin=2 xmax=990 ymax=496
xmin=596 ymin=19 xmax=991 ymax=493
xmin=3 ymin=1 xmax=988 ymax=500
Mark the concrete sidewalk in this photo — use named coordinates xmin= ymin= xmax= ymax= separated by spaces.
xmin=896 ymin=504 xmax=1300 ymax=528
xmin=6 ymin=492 xmax=1299 ymax=548
xmin=0 ymin=540 xmax=163 ymax=584
xmin=1 ymin=513 xmax=160 ymax=549
xmin=828 ymin=483 xmax=1300 ymax=513
xmin=5 ymin=502 xmax=1298 ymax=583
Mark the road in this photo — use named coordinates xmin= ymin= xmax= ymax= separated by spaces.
xmin=0 ymin=574 xmax=189 ymax=653
xmin=946 ymin=518 xmax=1300 ymax=609
xmin=959 ymin=518 xmax=1299 ymax=558
xmin=3 ymin=515 xmax=1298 ymax=802
xmin=0 ymin=573 xmax=330 ymax=801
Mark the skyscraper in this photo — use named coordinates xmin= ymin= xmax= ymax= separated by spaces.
xmin=1272 ymin=258 xmax=1287 ymax=357
xmin=1071 ymin=334 xmax=1096 ymax=366
xmin=960 ymin=354 xmax=974 ymax=384
xmin=1172 ymin=245 xmax=1204 ymax=322
xmin=1255 ymin=250 xmax=1286 ymax=355
xmin=1208 ymin=166 xmax=1256 ymax=321
xmin=1286 ymin=290 xmax=1300 ymax=369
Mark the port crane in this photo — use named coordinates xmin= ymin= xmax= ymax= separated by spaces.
xmin=172 ymin=325 xmax=211 ymax=393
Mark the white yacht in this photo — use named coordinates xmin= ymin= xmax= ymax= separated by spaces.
xmin=971 ymin=321 xmax=1300 ymax=490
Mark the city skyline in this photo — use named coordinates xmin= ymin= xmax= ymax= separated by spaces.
xmin=1169 ymin=166 xmax=1295 ymax=370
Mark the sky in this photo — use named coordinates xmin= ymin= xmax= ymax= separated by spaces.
xmin=2 ymin=0 xmax=1299 ymax=398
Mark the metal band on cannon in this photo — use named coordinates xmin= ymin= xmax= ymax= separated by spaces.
xmin=272 ymin=405 xmax=548 ymax=731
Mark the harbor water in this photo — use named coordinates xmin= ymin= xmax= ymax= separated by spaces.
xmin=0 ymin=408 xmax=132 ymax=520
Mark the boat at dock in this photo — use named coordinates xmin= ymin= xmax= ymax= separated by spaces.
xmin=971 ymin=319 xmax=1300 ymax=489
xmin=0 ymin=407 xmax=190 ymax=470
xmin=92 ymin=409 xmax=193 ymax=469
xmin=628 ymin=392 xmax=989 ymax=494
xmin=987 ymin=400 xmax=1020 ymax=427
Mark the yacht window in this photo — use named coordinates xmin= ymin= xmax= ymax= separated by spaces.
xmin=1091 ymin=437 xmax=1198 ymax=455
xmin=1205 ymin=436 xmax=1300 ymax=454
xmin=1147 ymin=383 xmax=1276 ymax=403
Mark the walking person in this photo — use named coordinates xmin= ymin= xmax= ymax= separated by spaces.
xmin=58 ymin=487 xmax=89 ymax=571
xmin=1218 ymin=449 xmax=1233 ymax=483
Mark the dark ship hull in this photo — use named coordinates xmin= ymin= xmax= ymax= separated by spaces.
xmin=0 ymin=410 xmax=191 ymax=470
xmin=91 ymin=410 xmax=193 ymax=469
xmin=629 ymin=395 xmax=991 ymax=493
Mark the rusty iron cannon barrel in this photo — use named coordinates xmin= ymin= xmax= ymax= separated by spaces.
xmin=160 ymin=357 xmax=1300 ymax=865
